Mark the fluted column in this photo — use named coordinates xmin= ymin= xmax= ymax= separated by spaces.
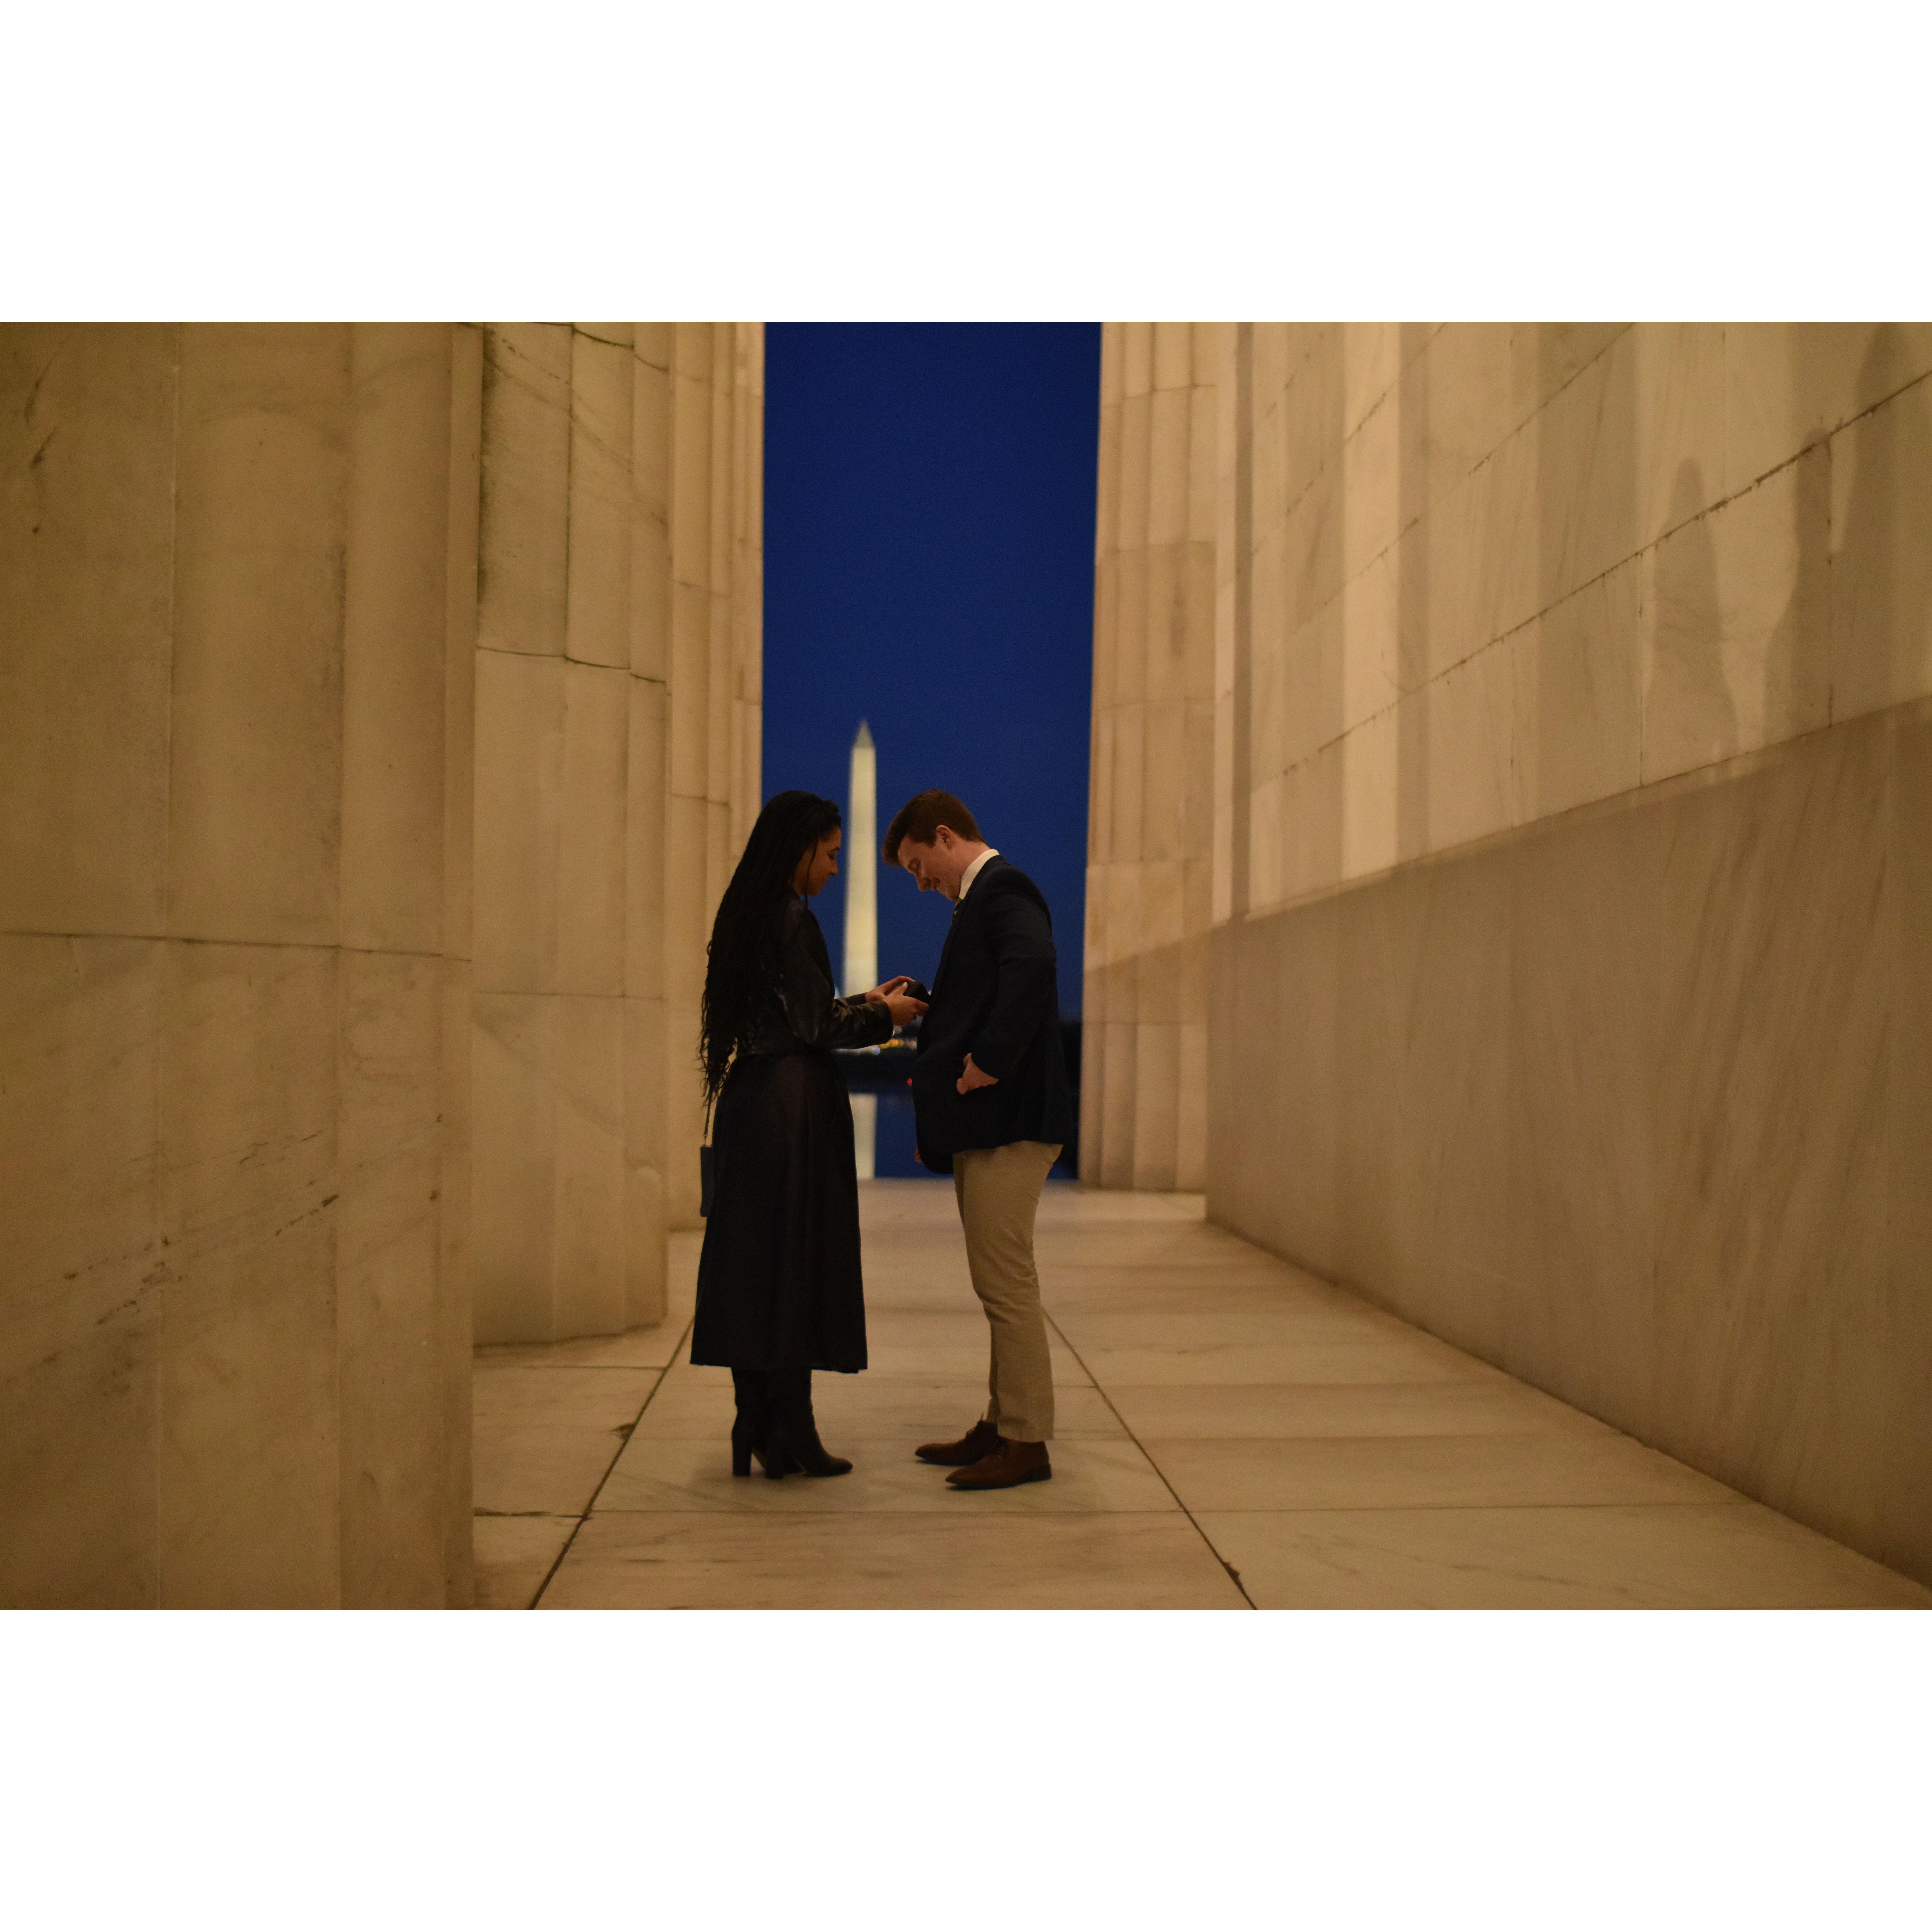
xmin=1 ymin=323 xmax=477 ymax=1606
xmin=663 ymin=323 xmax=763 ymax=1233
xmin=626 ymin=326 xmax=674 ymax=1328
xmin=664 ymin=325 xmax=717 ymax=1232
xmin=731 ymin=323 xmax=766 ymax=856
xmin=472 ymin=322 xmax=762 ymax=1341
xmin=1082 ymin=323 xmax=1219 ymax=1191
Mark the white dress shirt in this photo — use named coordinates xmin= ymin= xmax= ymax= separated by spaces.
xmin=956 ymin=847 xmax=1000 ymax=905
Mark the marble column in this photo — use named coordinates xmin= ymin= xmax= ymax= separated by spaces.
xmin=0 ymin=323 xmax=478 ymax=1607
xmin=471 ymin=322 xmax=762 ymax=1341
xmin=1081 ymin=323 xmax=1220 ymax=1191
xmin=661 ymin=323 xmax=764 ymax=1235
xmin=734 ymin=324 xmax=767 ymax=856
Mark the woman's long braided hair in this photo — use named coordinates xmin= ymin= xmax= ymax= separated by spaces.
xmin=699 ymin=789 xmax=843 ymax=1104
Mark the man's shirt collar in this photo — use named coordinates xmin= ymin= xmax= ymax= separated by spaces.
xmin=955 ymin=847 xmax=999 ymax=909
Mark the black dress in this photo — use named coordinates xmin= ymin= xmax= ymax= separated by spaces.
xmin=690 ymin=896 xmax=893 ymax=1372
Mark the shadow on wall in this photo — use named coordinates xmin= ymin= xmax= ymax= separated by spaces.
xmin=1703 ymin=322 xmax=1932 ymax=751
xmin=1647 ymin=459 xmax=1736 ymax=768
xmin=1536 ymin=323 xmax=1636 ymax=818
xmin=1761 ymin=429 xmax=1831 ymax=747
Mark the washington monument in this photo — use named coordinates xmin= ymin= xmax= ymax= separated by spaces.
xmin=843 ymin=719 xmax=877 ymax=996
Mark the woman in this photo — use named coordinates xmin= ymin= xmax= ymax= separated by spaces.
xmin=693 ymin=790 xmax=927 ymax=1478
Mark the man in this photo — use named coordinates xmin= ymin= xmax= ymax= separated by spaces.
xmin=883 ymin=788 xmax=1074 ymax=1491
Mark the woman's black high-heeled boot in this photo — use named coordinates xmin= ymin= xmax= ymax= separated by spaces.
xmin=730 ymin=1368 xmax=775 ymax=1477
xmin=762 ymin=1368 xmax=852 ymax=1479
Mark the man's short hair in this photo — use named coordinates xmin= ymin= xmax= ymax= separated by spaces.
xmin=884 ymin=789 xmax=981 ymax=866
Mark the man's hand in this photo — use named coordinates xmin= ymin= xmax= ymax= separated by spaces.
xmin=956 ymin=1053 xmax=999 ymax=1096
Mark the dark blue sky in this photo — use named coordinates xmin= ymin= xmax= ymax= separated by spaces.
xmin=762 ymin=323 xmax=1102 ymax=1013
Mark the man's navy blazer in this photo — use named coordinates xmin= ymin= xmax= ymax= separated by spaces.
xmin=909 ymin=856 xmax=1074 ymax=1174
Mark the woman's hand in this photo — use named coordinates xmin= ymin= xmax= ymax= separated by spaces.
xmin=867 ymin=975 xmax=929 ymax=1028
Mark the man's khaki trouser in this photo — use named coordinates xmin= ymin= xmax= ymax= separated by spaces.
xmin=952 ymin=1140 xmax=1061 ymax=1444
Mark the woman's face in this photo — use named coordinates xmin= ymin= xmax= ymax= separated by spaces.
xmin=794 ymin=829 xmax=843 ymax=897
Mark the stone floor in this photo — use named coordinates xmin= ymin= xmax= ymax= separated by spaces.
xmin=473 ymin=1181 xmax=1932 ymax=1610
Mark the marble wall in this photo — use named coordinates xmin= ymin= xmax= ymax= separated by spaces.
xmin=471 ymin=324 xmax=761 ymax=1344
xmin=1 ymin=324 xmax=479 ymax=1606
xmin=1209 ymin=324 xmax=1932 ymax=911
xmin=1082 ymin=324 xmax=1219 ymax=1189
xmin=1187 ymin=323 xmax=1932 ymax=1584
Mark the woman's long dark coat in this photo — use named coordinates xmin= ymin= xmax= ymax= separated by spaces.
xmin=691 ymin=897 xmax=892 ymax=1372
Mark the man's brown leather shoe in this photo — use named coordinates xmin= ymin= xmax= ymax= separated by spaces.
xmin=915 ymin=1418 xmax=1001 ymax=1466
xmin=946 ymin=1438 xmax=1052 ymax=1490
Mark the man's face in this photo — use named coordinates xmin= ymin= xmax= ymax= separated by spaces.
xmin=899 ymin=829 xmax=966 ymax=900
